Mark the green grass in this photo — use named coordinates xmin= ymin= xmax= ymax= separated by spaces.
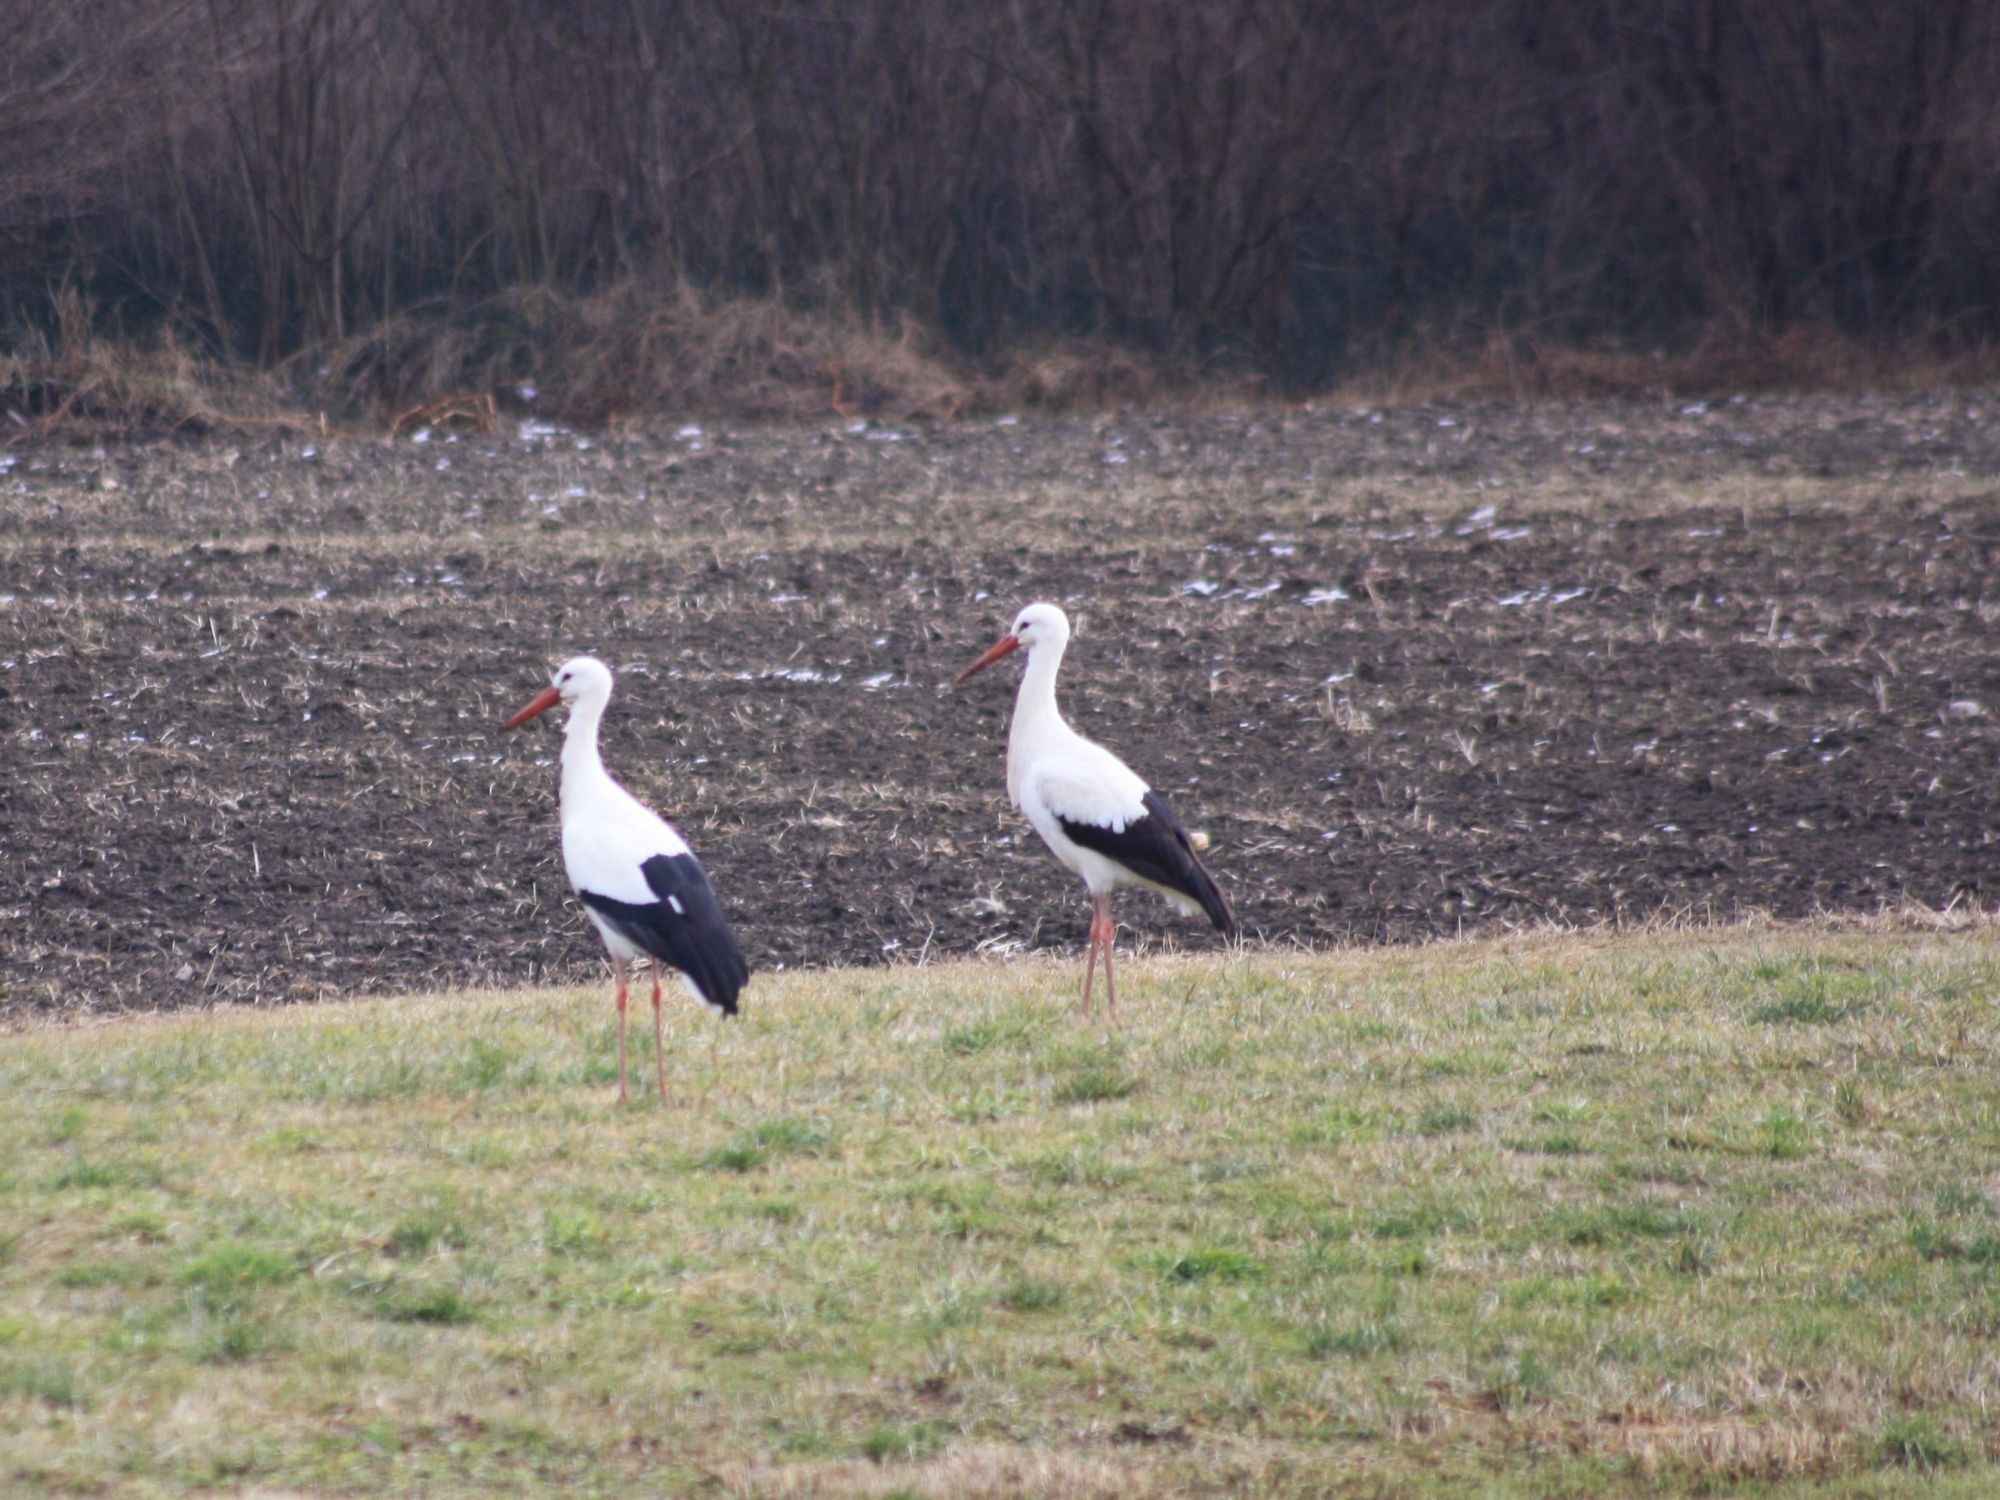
xmin=0 ymin=929 xmax=1997 ymax=1496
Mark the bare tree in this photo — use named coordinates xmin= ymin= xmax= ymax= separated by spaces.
xmin=7 ymin=0 xmax=2000 ymax=390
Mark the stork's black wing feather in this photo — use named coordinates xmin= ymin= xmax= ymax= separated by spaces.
xmin=1056 ymin=790 xmax=1234 ymax=934
xmin=577 ymin=852 xmax=749 ymax=1014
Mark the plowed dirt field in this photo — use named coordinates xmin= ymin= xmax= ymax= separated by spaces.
xmin=5 ymin=394 xmax=1998 ymax=1014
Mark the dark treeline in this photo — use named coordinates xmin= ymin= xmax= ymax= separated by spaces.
xmin=4 ymin=0 xmax=1998 ymax=389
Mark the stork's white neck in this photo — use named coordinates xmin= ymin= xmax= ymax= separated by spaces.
xmin=559 ymin=691 xmax=612 ymax=813
xmin=1006 ymin=636 xmax=1074 ymax=806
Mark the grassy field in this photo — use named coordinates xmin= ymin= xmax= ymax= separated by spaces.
xmin=2 ymin=926 xmax=1998 ymax=1497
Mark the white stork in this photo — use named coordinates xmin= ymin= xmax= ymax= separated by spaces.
xmin=957 ymin=603 xmax=1234 ymax=1014
xmin=502 ymin=656 xmax=749 ymax=1100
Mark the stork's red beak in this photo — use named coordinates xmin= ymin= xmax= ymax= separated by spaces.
xmin=501 ymin=685 xmax=562 ymax=730
xmin=956 ymin=634 xmax=1020 ymax=684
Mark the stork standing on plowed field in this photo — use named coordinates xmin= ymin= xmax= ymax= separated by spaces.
xmin=957 ymin=603 xmax=1234 ymax=1015
xmin=502 ymin=656 xmax=749 ymax=1100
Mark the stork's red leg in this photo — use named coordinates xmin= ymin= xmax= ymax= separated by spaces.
xmin=1082 ymin=908 xmax=1100 ymax=1017
xmin=1094 ymin=894 xmax=1118 ymax=1018
xmin=651 ymin=975 xmax=667 ymax=1099
xmin=613 ymin=955 xmax=631 ymax=1102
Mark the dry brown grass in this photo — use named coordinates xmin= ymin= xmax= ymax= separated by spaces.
xmin=296 ymin=279 xmax=980 ymax=428
xmin=713 ymin=1444 xmax=1162 ymax=1498
xmin=1340 ymin=322 xmax=2000 ymax=405
xmin=14 ymin=282 xmax=2000 ymax=442
xmin=300 ymin=281 xmax=1258 ymax=428
xmin=0 ymin=289 xmax=315 ymax=442
xmin=991 ymin=338 xmax=1212 ymax=413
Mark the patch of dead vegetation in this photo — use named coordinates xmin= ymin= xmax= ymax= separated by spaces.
xmin=19 ymin=269 xmax=1999 ymax=444
xmin=296 ymin=279 xmax=981 ymax=427
xmin=0 ymin=290 xmax=317 ymax=442
xmin=712 ymin=1445 xmax=1161 ymax=1498
xmin=1342 ymin=324 xmax=2000 ymax=405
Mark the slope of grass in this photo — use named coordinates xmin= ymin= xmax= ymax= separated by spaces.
xmin=1 ymin=928 xmax=1997 ymax=1496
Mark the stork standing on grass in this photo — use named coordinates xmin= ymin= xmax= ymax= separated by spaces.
xmin=502 ymin=656 xmax=748 ymax=1101
xmin=957 ymin=603 xmax=1234 ymax=1015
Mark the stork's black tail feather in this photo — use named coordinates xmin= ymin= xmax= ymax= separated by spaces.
xmin=1058 ymin=789 xmax=1235 ymax=936
xmin=1183 ymin=850 xmax=1235 ymax=936
xmin=578 ymin=852 xmax=749 ymax=1014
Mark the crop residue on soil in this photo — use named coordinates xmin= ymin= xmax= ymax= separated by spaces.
xmin=3 ymin=394 xmax=1999 ymax=1015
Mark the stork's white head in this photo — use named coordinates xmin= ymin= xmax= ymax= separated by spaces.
xmin=501 ymin=654 xmax=614 ymax=730
xmin=548 ymin=656 xmax=613 ymax=705
xmin=956 ymin=601 xmax=1070 ymax=683
xmin=1010 ymin=602 xmax=1070 ymax=656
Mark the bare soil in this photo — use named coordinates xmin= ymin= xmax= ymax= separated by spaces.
xmin=4 ymin=393 xmax=1999 ymax=1016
